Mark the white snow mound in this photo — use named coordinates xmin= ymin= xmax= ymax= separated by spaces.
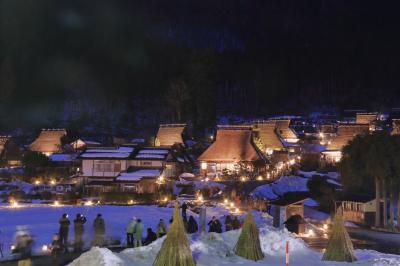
xmin=68 ymin=247 xmax=125 ymax=266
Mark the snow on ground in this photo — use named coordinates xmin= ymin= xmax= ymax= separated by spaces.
xmin=0 ymin=203 xmax=251 ymax=260
xmin=69 ymin=224 xmax=400 ymax=266
xmin=0 ymin=204 xmax=177 ymax=259
xmin=250 ymin=175 xmax=309 ymax=200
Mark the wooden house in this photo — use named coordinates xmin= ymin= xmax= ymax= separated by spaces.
xmin=0 ymin=136 xmax=22 ymax=166
xmin=275 ymin=119 xmax=299 ymax=143
xmin=80 ymin=145 xmax=189 ymax=196
xmin=356 ymin=112 xmax=378 ymax=128
xmin=321 ymin=123 xmax=369 ymax=164
xmin=114 ymin=168 xmax=162 ymax=193
xmin=29 ymin=129 xmax=67 ymax=156
xmin=198 ymin=125 xmax=267 ymax=176
xmin=156 ymin=124 xmax=186 ymax=147
xmin=253 ymin=121 xmax=285 ymax=154
xmin=337 ymin=195 xmax=378 ymax=226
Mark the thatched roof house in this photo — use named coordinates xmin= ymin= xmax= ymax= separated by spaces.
xmin=274 ymin=119 xmax=298 ymax=142
xmin=326 ymin=124 xmax=369 ymax=151
xmin=29 ymin=129 xmax=67 ymax=156
xmin=356 ymin=112 xmax=378 ymax=125
xmin=322 ymin=123 xmax=369 ymax=164
xmin=198 ymin=126 xmax=264 ymax=163
xmin=253 ymin=121 xmax=284 ymax=151
xmin=320 ymin=124 xmax=336 ymax=134
xmin=156 ymin=124 xmax=186 ymax=146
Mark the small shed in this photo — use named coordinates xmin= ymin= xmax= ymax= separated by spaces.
xmin=269 ymin=192 xmax=308 ymax=233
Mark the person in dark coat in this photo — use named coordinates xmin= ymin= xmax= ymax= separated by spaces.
xmin=181 ymin=202 xmax=188 ymax=220
xmin=73 ymin=213 xmax=87 ymax=252
xmin=58 ymin=213 xmax=70 ymax=252
xmin=225 ymin=215 xmax=233 ymax=231
xmin=208 ymin=216 xmax=222 ymax=233
xmin=50 ymin=233 xmax=61 ymax=266
xmin=143 ymin=228 xmax=157 ymax=245
xmin=187 ymin=216 xmax=198 ymax=234
xmin=93 ymin=214 xmax=106 ymax=246
xmin=232 ymin=216 xmax=241 ymax=230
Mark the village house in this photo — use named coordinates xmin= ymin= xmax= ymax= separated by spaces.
xmin=156 ymin=123 xmax=186 ymax=147
xmin=0 ymin=136 xmax=22 ymax=166
xmin=29 ymin=129 xmax=67 ymax=156
xmin=80 ymin=145 xmax=190 ymax=196
xmin=79 ymin=146 xmax=134 ymax=195
xmin=337 ymin=195 xmax=379 ymax=226
xmin=356 ymin=112 xmax=378 ymax=130
xmin=321 ymin=123 xmax=369 ymax=164
xmin=70 ymin=138 xmax=101 ymax=150
xmin=198 ymin=125 xmax=268 ymax=178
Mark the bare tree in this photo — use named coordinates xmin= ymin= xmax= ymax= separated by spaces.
xmin=166 ymin=79 xmax=189 ymax=122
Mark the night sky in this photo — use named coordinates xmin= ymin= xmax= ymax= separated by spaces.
xmin=0 ymin=0 xmax=399 ymax=130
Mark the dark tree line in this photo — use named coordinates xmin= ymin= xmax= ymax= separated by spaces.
xmin=0 ymin=0 xmax=400 ymax=132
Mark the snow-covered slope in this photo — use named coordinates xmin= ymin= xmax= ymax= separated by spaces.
xmin=69 ymin=225 xmax=400 ymax=266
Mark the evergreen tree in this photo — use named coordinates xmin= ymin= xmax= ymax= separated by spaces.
xmin=234 ymin=211 xmax=264 ymax=261
xmin=153 ymin=204 xmax=196 ymax=266
xmin=322 ymin=208 xmax=357 ymax=262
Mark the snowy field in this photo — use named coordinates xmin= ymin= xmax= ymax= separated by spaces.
xmin=0 ymin=203 xmax=252 ymax=259
xmin=0 ymin=204 xmax=180 ymax=258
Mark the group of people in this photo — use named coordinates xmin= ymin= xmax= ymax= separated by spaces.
xmin=57 ymin=213 xmax=106 ymax=253
xmin=208 ymin=215 xmax=241 ymax=233
xmin=125 ymin=217 xmax=172 ymax=247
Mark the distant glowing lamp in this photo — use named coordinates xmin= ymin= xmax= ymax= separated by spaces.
xmin=257 ymin=175 xmax=263 ymax=181
xmin=230 ymin=202 xmax=234 ymax=208
xmin=42 ymin=245 xmax=48 ymax=252
xmin=85 ymin=200 xmax=93 ymax=206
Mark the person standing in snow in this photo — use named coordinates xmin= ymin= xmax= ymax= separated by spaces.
xmin=73 ymin=213 xmax=86 ymax=252
xmin=134 ymin=218 xmax=144 ymax=247
xmin=49 ymin=233 xmax=61 ymax=266
xmin=181 ymin=202 xmax=188 ymax=220
xmin=126 ymin=217 xmax=136 ymax=247
xmin=187 ymin=216 xmax=198 ymax=234
xmin=143 ymin=227 xmax=157 ymax=245
xmin=232 ymin=216 xmax=241 ymax=230
xmin=93 ymin=214 xmax=105 ymax=246
xmin=225 ymin=215 xmax=233 ymax=231
xmin=58 ymin=213 xmax=70 ymax=253
xmin=208 ymin=216 xmax=222 ymax=233
xmin=156 ymin=219 xmax=167 ymax=238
